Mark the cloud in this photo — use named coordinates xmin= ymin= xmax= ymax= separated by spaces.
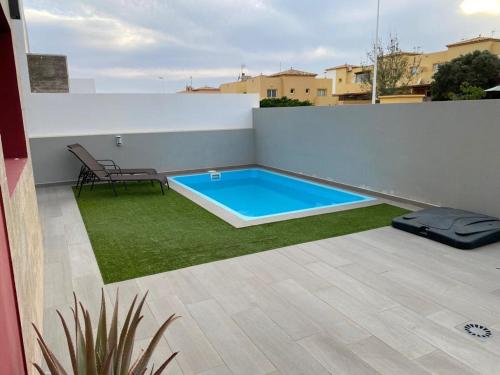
xmin=308 ymin=46 xmax=338 ymax=60
xmin=22 ymin=0 xmax=500 ymax=92
xmin=24 ymin=8 xmax=175 ymax=50
xmin=73 ymin=66 xmax=274 ymax=81
xmin=460 ymin=0 xmax=500 ymax=15
xmin=241 ymin=46 xmax=351 ymax=66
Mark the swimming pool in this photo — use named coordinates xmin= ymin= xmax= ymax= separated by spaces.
xmin=170 ymin=168 xmax=374 ymax=221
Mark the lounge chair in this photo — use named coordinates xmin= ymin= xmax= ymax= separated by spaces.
xmin=67 ymin=143 xmax=169 ymax=196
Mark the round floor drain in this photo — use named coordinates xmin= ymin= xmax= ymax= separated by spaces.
xmin=464 ymin=323 xmax=492 ymax=338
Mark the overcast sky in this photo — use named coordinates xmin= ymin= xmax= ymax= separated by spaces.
xmin=22 ymin=0 xmax=500 ymax=93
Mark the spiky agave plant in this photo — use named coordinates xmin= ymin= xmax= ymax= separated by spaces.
xmin=33 ymin=291 xmax=179 ymax=375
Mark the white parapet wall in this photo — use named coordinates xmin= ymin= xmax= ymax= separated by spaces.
xmin=25 ymin=93 xmax=259 ymax=137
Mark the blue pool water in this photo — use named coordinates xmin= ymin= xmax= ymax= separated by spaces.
xmin=171 ymin=169 xmax=374 ymax=220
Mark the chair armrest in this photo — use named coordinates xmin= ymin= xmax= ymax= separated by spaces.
xmin=97 ymin=159 xmax=117 ymax=168
xmin=97 ymin=159 xmax=123 ymax=174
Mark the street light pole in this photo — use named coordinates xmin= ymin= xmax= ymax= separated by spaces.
xmin=372 ymin=0 xmax=380 ymax=104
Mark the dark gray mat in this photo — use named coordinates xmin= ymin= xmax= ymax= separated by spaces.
xmin=392 ymin=207 xmax=500 ymax=249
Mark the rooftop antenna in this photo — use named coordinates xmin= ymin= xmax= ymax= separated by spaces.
xmin=492 ymin=30 xmax=496 ymax=37
xmin=190 ymin=76 xmax=193 ymax=87
xmin=279 ymin=62 xmax=282 ymax=72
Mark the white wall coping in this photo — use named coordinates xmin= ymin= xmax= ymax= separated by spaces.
xmin=29 ymin=127 xmax=253 ymax=139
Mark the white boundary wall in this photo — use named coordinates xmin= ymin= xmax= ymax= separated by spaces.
xmin=69 ymin=79 xmax=96 ymax=93
xmin=254 ymin=100 xmax=500 ymax=218
xmin=25 ymin=93 xmax=259 ymax=137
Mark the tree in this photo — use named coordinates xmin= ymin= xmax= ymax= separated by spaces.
xmin=260 ymin=97 xmax=312 ymax=107
xmin=431 ymin=50 xmax=500 ymax=101
xmin=448 ymin=82 xmax=486 ymax=101
xmin=362 ymin=35 xmax=422 ymax=98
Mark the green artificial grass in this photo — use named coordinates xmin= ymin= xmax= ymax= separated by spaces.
xmin=74 ymin=182 xmax=409 ymax=283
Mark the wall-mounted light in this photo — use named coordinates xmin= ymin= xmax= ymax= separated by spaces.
xmin=115 ymin=135 xmax=123 ymax=146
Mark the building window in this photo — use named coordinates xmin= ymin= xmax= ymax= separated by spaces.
xmin=354 ymin=71 xmax=370 ymax=83
xmin=338 ymin=78 xmax=343 ymax=83
xmin=305 ymin=88 xmax=310 ymax=94
xmin=433 ymin=63 xmax=442 ymax=73
xmin=267 ymin=89 xmax=277 ymax=98
xmin=411 ymin=66 xmax=419 ymax=76
xmin=317 ymin=89 xmax=327 ymax=97
xmin=290 ymin=88 xmax=295 ymax=94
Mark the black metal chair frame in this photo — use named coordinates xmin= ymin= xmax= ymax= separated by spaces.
xmin=70 ymin=150 xmax=168 ymax=197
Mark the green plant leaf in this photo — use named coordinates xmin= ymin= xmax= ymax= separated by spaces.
xmin=115 ymin=294 xmax=138 ymax=374
xmin=35 ymin=337 xmax=67 ymax=375
xmin=74 ymin=295 xmax=87 ymax=375
xmin=119 ymin=293 xmax=149 ymax=374
xmin=56 ymin=310 xmax=78 ymax=375
xmin=99 ymin=346 xmax=116 ymax=375
xmin=132 ymin=314 xmax=179 ymax=373
xmin=33 ymin=362 xmax=48 ymax=375
xmin=152 ymin=352 xmax=178 ymax=375
xmin=81 ymin=306 xmax=98 ymax=375
xmin=119 ymin=315 xmax=144 ymax=375
xmin=33 ymin=291 xmax=178 ymax=375
xmin=95 ymin=289 xmax=108 ymax=370
xmin=108 ymin=290 xmax=119 ymax=372
xmin=33 ymin=323 xmax=67 ymax=374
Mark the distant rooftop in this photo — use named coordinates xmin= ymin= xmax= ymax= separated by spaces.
xmin=447 ymin=36 xmax=500 ymax=48
xmin=269 ymin=68 xmax=317 ymax=77
xmin=178 ymin=85 xmax=220 ymax=93
xmin=240 ymin=73 xmax=252 ymax=81
xmin=325 ymin=51 xmax=420 ymax=72
xmin=325 ymin=64 xmax=361 ymax=71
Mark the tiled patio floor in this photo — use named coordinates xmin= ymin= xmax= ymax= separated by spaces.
xmin=38 ymin=185 xmax=500 ymax=374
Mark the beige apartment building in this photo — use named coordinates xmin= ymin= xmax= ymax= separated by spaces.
xmin=220 ymin=37 xmax=499 ymax=105
xmin=325 ymin=36 xmax=500 ymax=103
xmin=220 ymin=69 xmax=338 ymax=106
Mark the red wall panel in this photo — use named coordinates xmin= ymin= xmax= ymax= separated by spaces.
xmin=0 ymin=194 xmax=26 ymax=374
xmin=0 ymin=3 xmax=29 ymax=373
xmin=1 ymin=2 xmax=28 ymax=195
xmin=0 ymin=5 xmax=27 ymax=160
